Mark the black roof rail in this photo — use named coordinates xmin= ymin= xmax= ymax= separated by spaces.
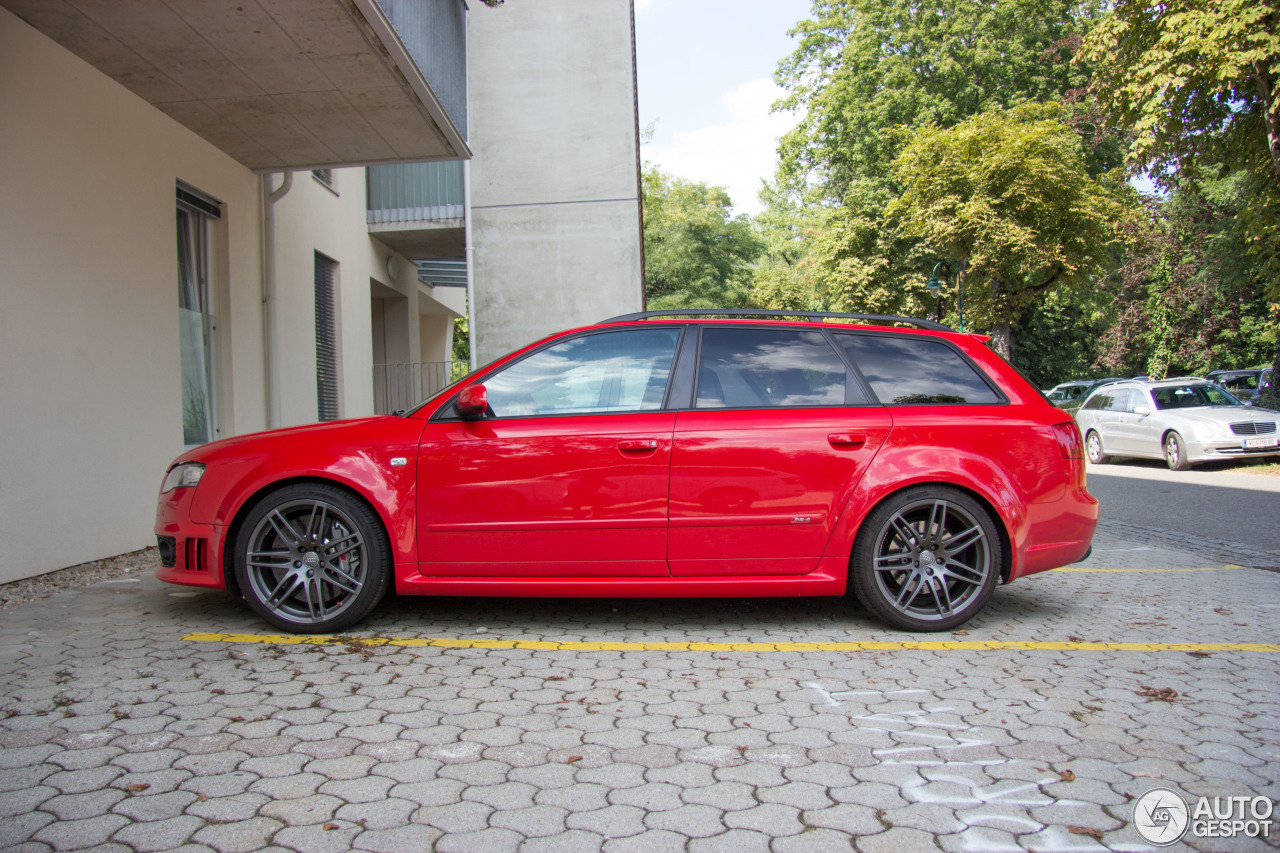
xmin=599 ymin=308 xmax=953 ymax=332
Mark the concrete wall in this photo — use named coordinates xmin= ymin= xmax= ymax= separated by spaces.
xmin=0 ymin=10 xmax=458 ymax=583
xmin=467 ymin=0 xmax=643 ymax=364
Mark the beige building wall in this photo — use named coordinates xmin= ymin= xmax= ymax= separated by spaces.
xmin=0 ymin=8 xmax=459 ymax=583
xmin=1 ymin=8 xmax=264 ymax=583
xmin=467 ymin=0 xmax=644 ymax=363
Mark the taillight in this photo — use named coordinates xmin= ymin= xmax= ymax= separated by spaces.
xmin=1051 ymin=421 xmax=1083 ymax=459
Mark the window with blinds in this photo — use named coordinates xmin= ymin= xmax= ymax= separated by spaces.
xmin=315 ymin=253 xmax=340 ymax=422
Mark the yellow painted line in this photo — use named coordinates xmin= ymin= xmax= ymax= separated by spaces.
xmin=1056 ymin=565 xmax=1244 ymax=573
xmin=182 ymin=633 xmax=1280 ymax=653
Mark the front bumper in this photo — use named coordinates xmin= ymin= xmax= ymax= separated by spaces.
xmin=1186 ymin=435 xmax=1280 ymax=463
xmin=155 ymin=487 xmax=227 ymax=589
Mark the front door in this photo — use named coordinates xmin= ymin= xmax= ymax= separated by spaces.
xmin=416 ymin=327 xmax=681 ymax=577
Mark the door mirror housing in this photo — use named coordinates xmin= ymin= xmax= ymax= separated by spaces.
xmin=456 ymin=384 xmax=488 ymax=419
xmin=1133 ymin=405 xmax=1151 ymax=417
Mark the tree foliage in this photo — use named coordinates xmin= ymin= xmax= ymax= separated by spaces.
xmin=775 ymin=0 xmax=1106 ymax=205
xmin=1081 ymin=0 xmax=1280 ymax=405
xmin=642 ymin=167 xmax=763 ymax=309
xmin=887 ymin=104 xmax=1129 ymax=356
xmin=1094 ymin=177 xmax=1276 ymax=379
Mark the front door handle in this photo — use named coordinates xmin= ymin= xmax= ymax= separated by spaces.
xmin=618 ymin=439 xmax=661 ymax=453
xmin=828 ymin=432 xmax=867 ymax=449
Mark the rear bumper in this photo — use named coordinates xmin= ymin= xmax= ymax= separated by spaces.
xmin=1009 ymin=488 xmax=1098 ymax=581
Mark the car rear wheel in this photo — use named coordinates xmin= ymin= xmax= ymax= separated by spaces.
xmin=1164 ymin=431 xmax=1192 ymax=471
xmin=1085 ymin=430 xmax=1110 ymax=464
xmin=234 ymin=484 xmax=390 ymax=633
xmin=850 ymin=486 xmax=1001 ymax=632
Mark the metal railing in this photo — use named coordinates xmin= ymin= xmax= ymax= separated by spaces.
xmin=373 ymin=360 xmax=468 ymax=414
xmin=367 ymin=161 xmax=464 ymax=225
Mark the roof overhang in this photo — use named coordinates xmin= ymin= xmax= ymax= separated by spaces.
xmin=1 ymin=0 xmax=470 ymax=171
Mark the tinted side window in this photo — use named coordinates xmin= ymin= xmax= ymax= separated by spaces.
xmin=484 ymin=328 xmax=679 ymax=417
xmin=1107 ymin=389 xmax=1133 ymax=412
xmin=834 ymin=334 xmax=1001 ymax=405
xmin=696 ymin=327 xmax=852 ymax=409
xmin=1083 ymin=392 xmax=1109 ymax=411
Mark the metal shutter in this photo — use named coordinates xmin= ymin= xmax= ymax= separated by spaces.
xmin=315 ymin=253 xmax=340 ymax=422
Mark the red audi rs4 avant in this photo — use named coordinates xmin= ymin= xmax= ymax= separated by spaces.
xmin=156 ymin=311 xmax=1097 ymax=633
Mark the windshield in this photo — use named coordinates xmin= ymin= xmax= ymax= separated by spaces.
xmin=1151 ymin=383 xmax=1242 ymax=410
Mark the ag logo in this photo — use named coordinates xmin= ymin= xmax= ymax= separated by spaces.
xmin=1134 ymin=787 xmax=1190 ymax=845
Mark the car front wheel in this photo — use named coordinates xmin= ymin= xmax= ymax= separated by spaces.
xmin=1085 ymin=430 xmax=1109 ymax=464
xmin=850 ymin=486 xmax=1001 ymax=632
xmin=1164 ymin=431 xmax=1192 ymax=471
xmin=233 ymin=484 xmax=391 ymax=633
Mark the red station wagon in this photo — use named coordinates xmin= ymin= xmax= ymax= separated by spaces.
xmin=156 ymin=311 xmax=1097 ymax=633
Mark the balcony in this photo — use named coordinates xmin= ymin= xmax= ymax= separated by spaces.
xmin=367 ymin=161 xmax=465 ymax=259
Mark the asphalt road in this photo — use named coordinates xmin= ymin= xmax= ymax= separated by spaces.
xmin=1086 ymin=458 xmax=1280 ymax=557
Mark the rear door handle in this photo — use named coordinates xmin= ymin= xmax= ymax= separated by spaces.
xmin=828 ymin=432 xmax=867 ymax=449
xmin=618 ymin=439 xmax=661 ymax=453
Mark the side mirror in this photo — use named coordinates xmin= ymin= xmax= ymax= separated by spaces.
xmin=456 ymin=384 xmax=488 ymax=419
xmin=1133 ymin=405 xmax=1151 ymax=417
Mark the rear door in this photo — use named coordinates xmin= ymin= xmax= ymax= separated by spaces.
xmin=667 ymin=326 xmax=891 ymax=576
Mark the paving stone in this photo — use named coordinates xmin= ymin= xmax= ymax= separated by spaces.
xmin=644 ymin=804 xmax=726 ymax=838
xmin=40 ymin=788 xmax=130 ymax=823
xmin=33 ymin=814 xmax=130 ymax=851
xmin=338 ymin=796 xmax=421 ymax=829
xmin=258 ymin=794 xmax=342 ymax=826
xmin=687 ymin=828 xmax=774 ymax=852
xmin=272 ymin=823 xmax=362 ymax=853
xmin=191 ymin=816 xmax=282 ymax=853
xmin=433 ymin=827 xmax=523 ymax=853
xmin=565 ymin=803 xmax=647 ymax=838
xmin=110 ymin=814 xmax=205 ymax=853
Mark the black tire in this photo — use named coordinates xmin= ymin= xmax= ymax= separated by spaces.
xmin=1164 ymin=431 xmax=1192 ymax=471
xmin=1085 ymin=430 xmax=1110 ymax=465
xmin=233 ymin=483 xmax=390 ymax=633
xmin=850 ymin=486 xmax=1002 ymax=632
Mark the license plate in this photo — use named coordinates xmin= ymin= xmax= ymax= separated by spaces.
xmin=1244 ymin=436 xmax=1279 ymax=449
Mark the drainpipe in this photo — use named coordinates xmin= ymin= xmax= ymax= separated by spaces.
xmin=463 ymin=161 xmax=476 ymax=371
xmin=260 ymin=170 xmax=293 ymax=429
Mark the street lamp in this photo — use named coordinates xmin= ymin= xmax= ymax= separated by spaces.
xmin=925 ymin=260 xmax=964 ymax=332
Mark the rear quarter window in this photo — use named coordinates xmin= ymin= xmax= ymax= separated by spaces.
xmin=834 ymin=333 xmax=1002 ymax=405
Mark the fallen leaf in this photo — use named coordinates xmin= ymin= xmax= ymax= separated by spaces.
xmin=1068 ymin=635 xmax=1084 ymax=642
xmin=1059 ymin=769 xmax=1076 ymax=782
xmin=1068 ymin=826 xmax=1103 ymax=840
xmin=125 ymin=783 xmax=150 ymax=792
xmin=952 ymin=629 xmax=968 ymax=635
xmin=1187 ymin=651 xmax=1212 ymax=658
xmin=323 ymin=823 xmax=339 ymax=831
xmin=1132 ymin=771 xmax=1161 ymax=778
xmin=565 ymin=755 xmax=583 ymax=763
xmin=1137 ymin=685 xmax=1179 ymax=702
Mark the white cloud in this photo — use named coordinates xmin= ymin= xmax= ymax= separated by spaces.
xmin=644 ymin=78 xmax=800 ymax=217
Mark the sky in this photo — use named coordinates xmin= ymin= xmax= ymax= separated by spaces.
xmin=633 ymin=0 xmax=815 ymax=217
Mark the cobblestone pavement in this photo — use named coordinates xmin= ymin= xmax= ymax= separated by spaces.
xmin=2 ymin=520 xmax=1279 ymax=852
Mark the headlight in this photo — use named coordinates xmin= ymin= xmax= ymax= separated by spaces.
xmin=162 ymin=462 xmax=206 ymax=493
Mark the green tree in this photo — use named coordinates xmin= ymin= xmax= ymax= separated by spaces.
xmin=642 ymin=167 xmax=763 ymax=309
xmin=1095 ymin=178 xmax=1276 ymax=379
xmin=1081 ymin=0 xmax=1280 ymax=403
xmin=775 ymin=0 xmax=1106 ymax=205
xmin=887 ymin=105 xmax=1129 ymax=357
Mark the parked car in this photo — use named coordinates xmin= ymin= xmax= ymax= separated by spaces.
xmin=156 ymin=310 xmax=1097 ymax=634
xmin=1045 ymin=378 xmax=1126 ymax=415
xmin=1076 ymin=378 xmax=1280 ymax=470
xmin=1207 ymin=368 xmax=1267 ymax=404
